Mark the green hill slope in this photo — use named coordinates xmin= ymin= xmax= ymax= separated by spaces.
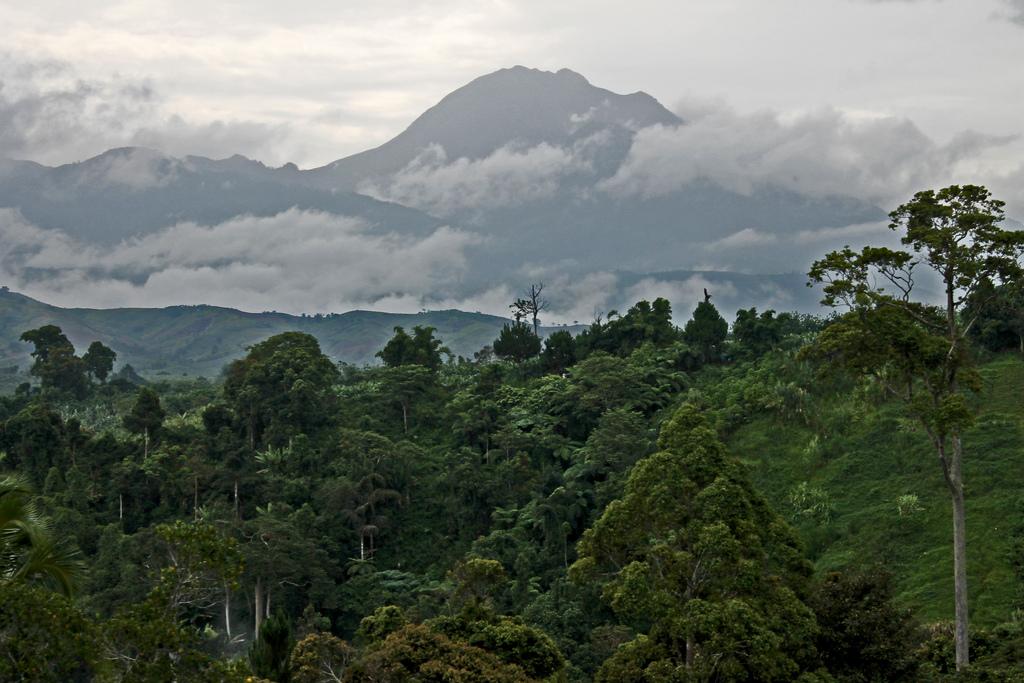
xmin=0 ymin=288 xmax=572 ymax=378
xmin=726 ymin=353 xmax=1024 ymax=627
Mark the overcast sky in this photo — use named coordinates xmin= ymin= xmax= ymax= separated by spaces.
xmin=2 ymin=0 xmax=1022 ymax=171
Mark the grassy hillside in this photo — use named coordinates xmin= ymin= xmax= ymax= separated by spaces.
xmin=727 ymin=353 xmax=1024 ymax=627
xmin=0 ymin=288 xmax=575 ymax=379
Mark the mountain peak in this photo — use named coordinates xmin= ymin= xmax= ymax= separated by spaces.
xmin=556 ymin=67 xmax=588 ymax=81
xmin=81 ymin=146 xmax=168 ymax=165
xmin=483 ymin=65 xmax=591 ymax=85
xmin=312 ymin=66 xmax=681 ymax=186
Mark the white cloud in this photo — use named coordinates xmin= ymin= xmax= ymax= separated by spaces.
xmin=708 ymin=228 xmax=779 ymax=250
xmin=792 ymin=220 xmax=890 ymax=243
xmin=599 ymin=102 xmax=1014 ymax=206
xmin=0 ymin=208 xmax=483 ymax=313
xmin=0 ymin=55 xmax=295 ymax=166
xmin=359 ymin=141 xmax=592 ymax=217
xmin=80 ymin=147 xmax=180 ymax=189
xmin=998 ymin=0 xmax=1024 ymax=24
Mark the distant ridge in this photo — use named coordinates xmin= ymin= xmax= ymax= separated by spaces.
xmin=0 ymin=288 xmax=575 ymax=378
xmin=0 ymin=147 xmax=441 ymax=245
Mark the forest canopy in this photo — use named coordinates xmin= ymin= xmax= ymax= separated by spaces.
xmin=1 ymin=186 xmax=1023 ymax=682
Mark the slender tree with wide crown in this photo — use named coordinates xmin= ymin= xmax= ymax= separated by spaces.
xmin=806 ymin=184 xmax=1024 ymax=671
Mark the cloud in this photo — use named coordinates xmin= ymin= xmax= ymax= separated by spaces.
xmin=0 ymin=55 xmax=294 ymax=166
xmin=0 ymin=208 xmax=484 ymax=313
xmin=74 ymin=147 xmax=181 ymax=189
xmin=1001 ymin=0 xmax=1024 ymax=24
xmin=358 ymin=139 xmax=595 ymax=217
xmin=708 ymin=228 xmax=779 ymax=250
xmin=128 ymin=116 xmax=292 ymax=165
xmin=360 ymin=94 xmax=1021 ymax=226
xmin=598 ymin=101 xmax=1015 ymax=207
xmin=792 ymin=221 xmax=890 ymax=243
xmin=0 ymin=207 xmax=828 ymax=325
xmin=0 ymin=55 xmax=153 ymax=163
xmin=682 ymin=219 xmax=905 ymax=275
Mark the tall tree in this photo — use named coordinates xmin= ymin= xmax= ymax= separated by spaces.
xmin=123 ymin=387 xmax=166 ymax=458
xmin=103 ymin=520 xmax=245 ymax=682
xmin=682 ymin=296 xmax=728 ymax=364
xmin=571 ymin=404 xmax=817 ymax=680
xmin=20 ymin=325 xmax=74 ymax=370
xmin=19 ymin=325 xmax=88 ymax=397
xmin=541 ymin=330 xmax=577 ymax=374
xmin=492 ymin=323 xmax=541 ymax=363
xmin=82 ymin=341 xmax=117 ymax=383
xmin=510 ymin=283 xmax=549 ymax=335
xmin=224 ymin=332 xmax=339 ymax=449
xmin=806 ymin=184 xmax=1024 ymax=670
xmin=377 ymin=325 xmax=449 ymax=370
xmin=337 ymin=473 xmax=402 ymax=561
xmin=375 ymin=365 xmax=436 ymax=434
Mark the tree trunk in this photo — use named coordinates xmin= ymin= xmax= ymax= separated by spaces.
xmin=119 ymin=493 xmax=123 ymax=521
xmin=143 ymin=427 xmax=149 ymax=459
xmin=224 ymin=581 xmax=232 ymax=639
xmin=254 ymin=576 xmax=264 ymax=640
xmin=942 ymin=271 xmax=969 ymax=670
xmin=949 ymin=436 xmax=970 ymax=671
xmin=234 ymin=478 xmax=239 ymax=520
xmin=193 ymin=475 xmax=199 ymax=520
xmin=401 ymin=401 xmax=408 ymax=434
xmin=686 ymin=636 xmax=695 ymax=668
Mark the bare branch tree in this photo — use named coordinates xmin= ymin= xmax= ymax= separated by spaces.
xmin=527 ymin=283 xmax=548 ymax=335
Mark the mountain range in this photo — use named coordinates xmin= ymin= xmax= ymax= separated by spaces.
xmin=0 ymin=65 xmax=888 ymax=330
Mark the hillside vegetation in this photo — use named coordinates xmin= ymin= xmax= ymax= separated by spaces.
xmin=0 ymin=288 xmax=575 ymax=377
xmin=704 ymin=352 xmax=1024 ymax=626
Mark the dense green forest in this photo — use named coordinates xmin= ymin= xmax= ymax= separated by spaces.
xmin=0 ymin=288 xmax=581 ymax=379
xmin=2 ymin=186 xmax=1024 ymax=681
